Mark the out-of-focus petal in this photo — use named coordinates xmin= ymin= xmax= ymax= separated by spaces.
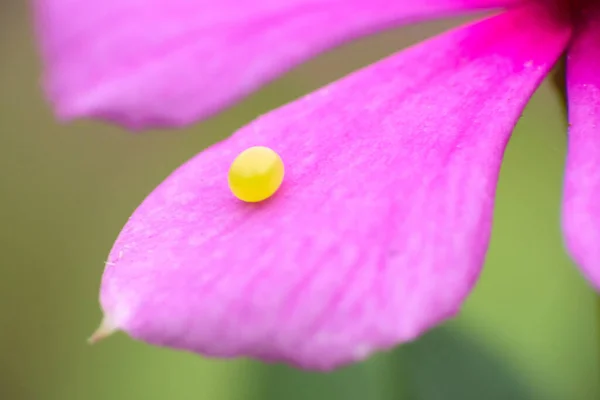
xmin=562 ymin=11 xmax=600 ymax=289
xmin=36 ymin=0 xmax=523 ymax=129
xmin=98 ymin=6 xmax=569 ymax=369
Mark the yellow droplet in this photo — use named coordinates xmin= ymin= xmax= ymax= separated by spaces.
xmin=228 ymin=146 xmax=285 ymax=203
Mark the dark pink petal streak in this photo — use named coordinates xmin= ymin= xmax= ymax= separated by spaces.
xmin=563 ymin=11 xmax=600 ymax=289
xmin=99 ymin=6 xmax=569 ymax=370
xmin=36 ymin=0 xmax=523 ymax=129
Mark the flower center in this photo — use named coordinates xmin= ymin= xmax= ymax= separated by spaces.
xmin=549 ymin=0 xmax=600 ymax=25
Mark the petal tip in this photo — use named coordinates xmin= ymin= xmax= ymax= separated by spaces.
xmin=88 ymin=315 xmax=119 ymax=344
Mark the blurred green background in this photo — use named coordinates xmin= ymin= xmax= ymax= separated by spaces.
xmin=1 ymin=2 xmax=599 ymax=399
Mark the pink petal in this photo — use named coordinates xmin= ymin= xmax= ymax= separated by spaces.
xmin=98 ymin=6 xmax=569 ymax=369
xmin=36 ymin=0 xmax=523 ymax=129
xmin=562 ymin=12 xmax=600 ymax=289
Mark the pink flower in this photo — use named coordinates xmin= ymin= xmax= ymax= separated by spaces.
xmin=36 ymin=0 xmax=600 ymax=370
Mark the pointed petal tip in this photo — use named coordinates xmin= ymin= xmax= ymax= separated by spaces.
xmin=88 ymin=316 xmax=118 ymax=344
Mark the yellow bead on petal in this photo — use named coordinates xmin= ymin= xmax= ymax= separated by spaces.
xmin=228 ymin=146 xmax=285 ymax=203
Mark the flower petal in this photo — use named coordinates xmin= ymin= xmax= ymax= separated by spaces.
xmin=99 ymin=6 xmax=569 ymax=369
xmin=562 ymin=12 xmax=600 ymax=289
xmin=36 ymin=0 xmax=523 ymax=129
